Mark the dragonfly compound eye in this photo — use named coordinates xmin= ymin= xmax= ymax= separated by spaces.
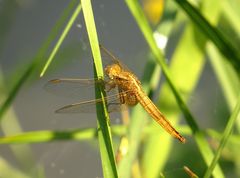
xmin=105 ymin=64 xmax=121 ymax=78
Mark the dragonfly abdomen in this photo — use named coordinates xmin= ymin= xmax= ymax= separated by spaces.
xmin=136 ymin=90 xmax=186 ymax=143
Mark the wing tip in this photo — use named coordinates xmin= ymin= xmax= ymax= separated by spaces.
xmin=49 ymin=79 xmax=61 ymax=84
xmin=55 ymin=109 xmax=61 ymax=113
xmin=55 ymin=105 xmax=73 ymax=113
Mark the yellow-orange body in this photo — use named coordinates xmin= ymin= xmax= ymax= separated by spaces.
xmin=105 ymin=63 xmax=185 ymax=143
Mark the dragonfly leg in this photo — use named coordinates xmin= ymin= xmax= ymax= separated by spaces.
xmin=119 ymin=88 xmax=138 ymax=106
xmin=105 ymin=80 xmax=116 ymax=92
xmin=118 ymin=88 xmax=126 ymax=104
xmin=118 ymin=89 xmax=138 ymax=106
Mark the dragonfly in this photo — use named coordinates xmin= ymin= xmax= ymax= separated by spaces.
xmin=46 ymin=46 xmax=186 ymax=143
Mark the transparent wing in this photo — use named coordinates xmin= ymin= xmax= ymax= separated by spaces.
xmin=100 ymin=45 xmax=120 ymax=65
xmin=44 ymin=78 xmax=105 ymax=99
xmin=55 ymin=91 xmax=130 ymax=113
xmin=100 ymin=45 xmax=133 ymax=73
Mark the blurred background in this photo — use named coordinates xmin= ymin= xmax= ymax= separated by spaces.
xmin=0 ymin=0 xmax=240 ymax=177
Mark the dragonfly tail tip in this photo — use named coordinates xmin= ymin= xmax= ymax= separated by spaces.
xmin=179 ymin=136 xmax=186 ymax=143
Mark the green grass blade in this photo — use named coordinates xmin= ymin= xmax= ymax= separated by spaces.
xmin=0 ymin=62 xmax=36 ymax=120
xmin=0 ymin=158 xmax=31 ymax=178
xmin=125 ymin=0 xmax=224 ymax=177
xmin=206 ymin=129 xmax=240 ymax=146
xmin=204 ymin=94 xmax=240 ymax=178
xmin=0 ymin=126 xmax=127 ymax=144
xmin=0 ymin=0 xmax=79 ymax=121
xmin=0 ymin=128 xmax=97 ymax=144
xmin=40 ymin=3 xmax=82 ymax=77
xmin=142 ymin=22 xmax=206 ymax=177
xmin=0 ymin=126 xmax=239 ymax=145
xmin=81 ymin=0 xmax=118 ymax=177
xmin=207 ymin=44 xmax=240 ymax=130
xmin=173 ymin=0 xmax=240 ymax=74
xmin=0 ymin=71 xmax=39 ymax=176
xmin=222 ymin=1 xmax=240 ymax=35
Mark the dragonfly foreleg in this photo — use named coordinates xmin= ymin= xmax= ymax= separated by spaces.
xmin=105 ymin=80 xmax=116 ymax=92
xmin=118 ymin=89 xmax=138 ymax=106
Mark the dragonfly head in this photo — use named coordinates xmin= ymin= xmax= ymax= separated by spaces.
xmin=105 ymin=64 xmax=121 ymax=79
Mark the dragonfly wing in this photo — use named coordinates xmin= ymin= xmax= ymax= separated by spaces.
xmin=55 ymin=91 xmax=130 ymax=113
xmin=44 ymin=78 xmax=104 ymax=99
xmin=56 ymin=97 xmax=105 ymax=113
xmin=100 ymin=45 xmax=133 ymax=73
xmin=100 ymin=45 xmax=120 ymax=66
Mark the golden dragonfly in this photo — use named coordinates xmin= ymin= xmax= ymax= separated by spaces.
xmin=46 ymin=46 xmax=185 ymax=143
